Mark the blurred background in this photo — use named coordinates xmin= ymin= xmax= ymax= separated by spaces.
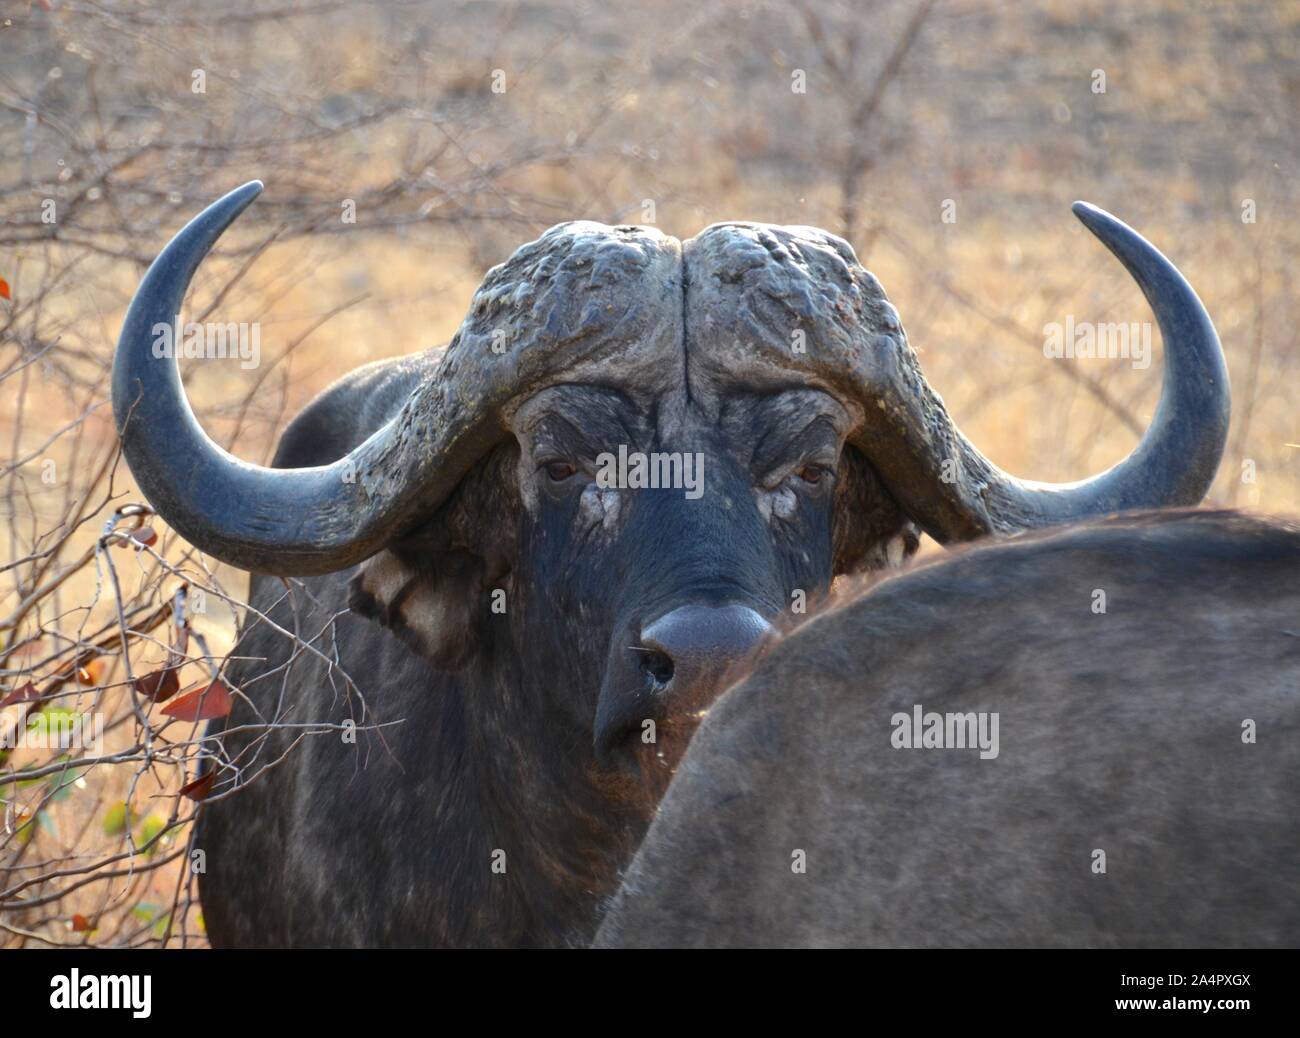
xmin=1 ymin=0 xmax=1297 ymax=947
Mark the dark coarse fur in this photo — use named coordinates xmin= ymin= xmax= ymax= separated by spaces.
xmin=596 ymin=510 xmax=1300 ymax=948
xmin=195 ymin=350 xmax=916 ymax=947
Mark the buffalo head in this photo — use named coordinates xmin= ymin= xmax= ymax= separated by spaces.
xmin=112 ymin=183 xmax=1229 ymax=784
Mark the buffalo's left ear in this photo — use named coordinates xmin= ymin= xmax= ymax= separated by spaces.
xmin=833 ymin=445 xmax=921 ymax=575
xmin=348 ymin=445 xmax=519 ymax=668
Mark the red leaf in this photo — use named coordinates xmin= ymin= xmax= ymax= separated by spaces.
xmin=161 ymin=681 xmax=232 ymax=721
xmin=71 ymin=913 xmax=91 ymax=932
xmin=0 ymin=278 xmax=9 ymax=301
xmin=128 ymin=526 xmax=158 ymax=548
xmin=179 ymin=771 xmax=217 ymax=801
xmin=135 ymin=667 xmax=180 ymax=703
xmin=0 ymin=682 xmax=39 ymax=707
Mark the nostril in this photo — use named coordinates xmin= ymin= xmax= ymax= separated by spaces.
xmin=638 ymin=603 xmax=773 ymax=698
xmin=599 ymin=605 xmax=772 ymax=764
xmin=639 ymin=649 xmax=674 ymax=686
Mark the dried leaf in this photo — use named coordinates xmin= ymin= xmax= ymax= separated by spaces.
xmin=0 ymin=681 xmax=39 ymax=707
xmin=129 ymin=525 xmax=158 ymax=548
xmin=179 ymin=770 xmax=217 ymax=801
xmin=71 ymin=913 xmax=91 ymax=932
xmin=135 ymin=667 xmax=180 ymax=703
xmin=161 ymin=680 xmax=232 ymax=721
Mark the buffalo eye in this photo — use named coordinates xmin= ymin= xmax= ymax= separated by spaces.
xmin=796 ymin=464 xmax=827 ymax=485
xmin=544 ymin=460 xmax=577 ymax=482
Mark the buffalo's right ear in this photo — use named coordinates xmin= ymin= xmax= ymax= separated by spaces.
xmin=349 ymin=547 xmax=494 ymax=668
xmin=347 ymin=444 xmax=519 ymax=669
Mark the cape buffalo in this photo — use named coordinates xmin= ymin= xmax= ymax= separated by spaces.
xmin=112 ymin=182 xmax=1229 ymax=946
xmin=595 ymin=511 xmax=1300 ymax=948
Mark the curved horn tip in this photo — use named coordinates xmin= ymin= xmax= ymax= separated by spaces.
xmin=1070 ymin=200 xmax=1116 ymax=232
xmin=201 ymin=180 xmax=264 ymax=225
xmin=218 ymin=179 xmax=264 ymax=214
xmin=154 ymin=181 xmax=265 ymax=256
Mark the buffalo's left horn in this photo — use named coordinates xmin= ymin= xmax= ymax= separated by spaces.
xmin=852 ymin=203 xmax=1230 ymax=541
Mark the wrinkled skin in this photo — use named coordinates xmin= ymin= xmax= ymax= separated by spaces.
xmin=197 ymin=369 xmax=915 ymax=947
xmin=596 ymin=511 xmax=1300 ymax=948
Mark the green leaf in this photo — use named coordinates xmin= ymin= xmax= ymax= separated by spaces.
xmin=137 ymin=814 xmax=167 ymax=855
xmin=103 ymin=800 xmax=137 ymax=836
xmin=27 ymin=706 xmax=80 ymax=737
xmin=15 ymin=813 xmax=37 ymax=846
xmin=47 ymin=757 xmax=84 ymax=802
xmin=131 ymin=902 xmax=170 ymax=939
xmin=131 ymin=902 xmax=160 ymax=922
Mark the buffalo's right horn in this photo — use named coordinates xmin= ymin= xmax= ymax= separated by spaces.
xmin=112 ymin=183 xmax=680 ymax=575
